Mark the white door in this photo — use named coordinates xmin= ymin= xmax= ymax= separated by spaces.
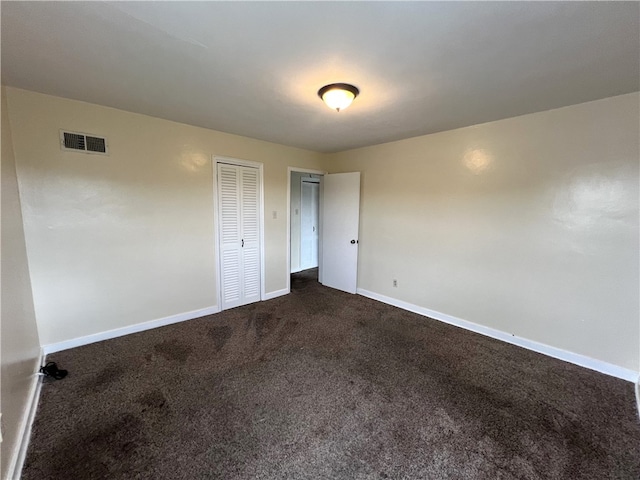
xmin=300 ymin=180 xmax=319 ymax=270
xmin=321 ymin=172 xmax=360 ymax=294
xmin=218 ymin=163 xmax=261 ymax=310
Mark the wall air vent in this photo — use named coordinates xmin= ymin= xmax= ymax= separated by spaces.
xmin=60 ymin=130 xmax=108 ymax=155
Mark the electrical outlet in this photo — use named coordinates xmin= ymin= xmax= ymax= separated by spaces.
xmin=393 ymin=279 xmax=398 ymax=287
xmin=272 ymin=211 xmax=277 ymax=219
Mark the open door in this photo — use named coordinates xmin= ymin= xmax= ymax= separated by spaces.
xmin=321 ymin=172 xmax=360 ymax=294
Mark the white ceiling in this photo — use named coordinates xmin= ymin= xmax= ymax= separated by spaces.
xmin=2 ymin=2 xmax=638 ymax=153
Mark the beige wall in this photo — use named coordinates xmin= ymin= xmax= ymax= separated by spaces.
xmin=4 ymin=86 xmax=638 ymax=375
xmin=1 ymin=87 xmax=41 ymax=479
xmin=5 ymin=87 xmax=324 ymax=347
xmin=326 ymin=93 xmax=639 ymax=372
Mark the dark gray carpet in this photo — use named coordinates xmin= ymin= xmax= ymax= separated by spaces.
xmin=24 ymin=269 xmax=640 ymax=479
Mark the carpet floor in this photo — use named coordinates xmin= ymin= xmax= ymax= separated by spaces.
xmin=23 ymin=269 xmax=640 ymax=479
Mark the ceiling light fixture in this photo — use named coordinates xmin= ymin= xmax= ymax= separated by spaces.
xmin=318 ymin=83 xmax=359 ymax=112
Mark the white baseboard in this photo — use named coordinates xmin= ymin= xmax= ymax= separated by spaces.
xmin=357 ymin=288 xmax=639 ymax=383
xmin=42 ymin=305 xmax=219 ymax=355
xmin=5 ymin=350 xmax=44 ymax=480
xmin=263 ymin=288 xmax=289 ymax=301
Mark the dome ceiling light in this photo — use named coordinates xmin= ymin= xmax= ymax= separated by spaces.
xmin=317 ymin=83 xmax=360 ymax=112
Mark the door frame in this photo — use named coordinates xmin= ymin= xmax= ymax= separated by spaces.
xmin=286 ymin=167 xmax=326 ymax=294
xmin=213 ymin=155 xmax=266 ymax=310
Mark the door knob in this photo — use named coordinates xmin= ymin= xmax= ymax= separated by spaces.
xmin=350 ymin=239 xmax=356 ymax=244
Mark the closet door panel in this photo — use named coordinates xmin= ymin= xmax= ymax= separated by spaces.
xmin=240 ymin=167 xmax=261 ymax=302
xmin=218 ymin=164 xmax=243 ymax=309
xmin=217 ymin=162 xmax=261 ymax=310
xmin=221 ymin=249 xmax=241 ymax=305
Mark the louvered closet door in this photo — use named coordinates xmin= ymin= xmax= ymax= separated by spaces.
xmin=218 ymin=163 xmax=261 ymax=310
xmin=240 ymin=167 xmax=260 ymax=304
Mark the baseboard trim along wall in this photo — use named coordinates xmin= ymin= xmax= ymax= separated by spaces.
xmin=357 ymin=288 xmax=639 ymax=383
xmin=42 ymin=305 xmax=220 ymax=355
xmin=6 ymin=351 xmax=44 ymax=480
xmin=263 ymin=288 xmax=289 ymax=301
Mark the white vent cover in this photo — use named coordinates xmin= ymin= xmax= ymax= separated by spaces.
xmin=60 ymin=130 xmax=108 ymax=155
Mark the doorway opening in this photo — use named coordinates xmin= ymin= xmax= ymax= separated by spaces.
xmin=287 ymin=168 xmax=325 ymax=292
xmin=287 ymin=168 xmax=361 ymax=296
